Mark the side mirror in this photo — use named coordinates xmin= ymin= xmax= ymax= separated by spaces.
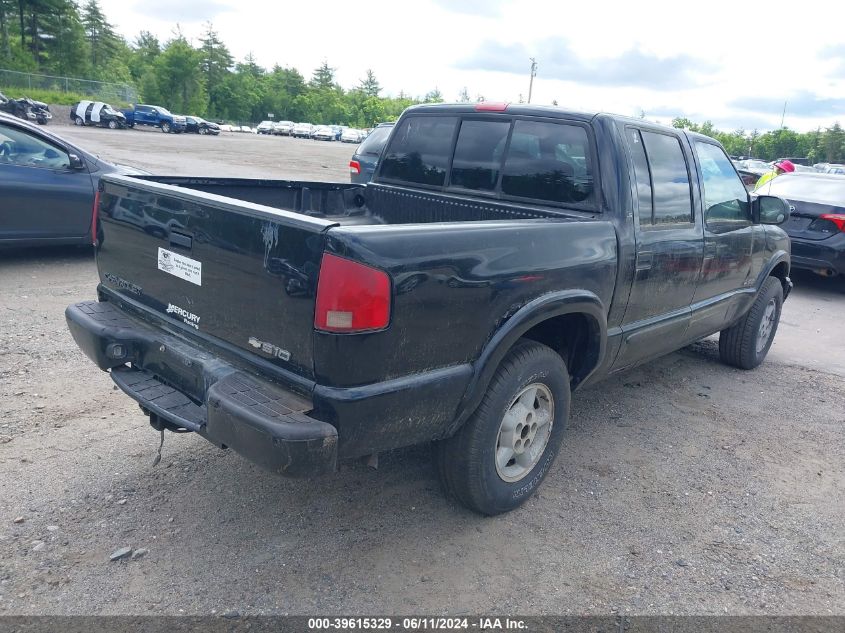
xmin=752 ymin=195 xmax=790 ymax=225
xmin=68 ymin=153 xmax=85 ymax=170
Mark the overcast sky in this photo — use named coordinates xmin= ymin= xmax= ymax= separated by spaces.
xmin=102 ymin=0 xmax=845 ymax=132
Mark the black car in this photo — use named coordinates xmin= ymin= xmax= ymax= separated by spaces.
xmin=184 ymin=116 xmax=220 ymax=135
xmin=349 ymin=122 xmax=394 ymax=183
xmin=71 ymin=100 xmax=127 ymax=129
xmin=0 ymin=92 xmax=52 ymax=125
xmin=754 ymin=173 xmax=845 ymax=278
xmin=0 ymin=111 xmax=143 ymax=247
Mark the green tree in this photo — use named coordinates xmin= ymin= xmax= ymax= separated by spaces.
xmin=824 ymin=122 xmax=844 ymax=162
xmin=423 ymin=87 xmax=443 ymax=103
xmin=81 ymin=0 xmax=118 ymax=70
xmin=358 ymin=68 xmax=380 ymax=97
xmin=199 ymin=22 xmax=232 ymax=114
xmin=151 ymin=35 xmax=207 ymax=115
xmin=310 ymin=59 xmax=335 ymax=89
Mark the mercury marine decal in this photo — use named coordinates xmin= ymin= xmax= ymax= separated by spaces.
xmin=248 ymin=336 xmax=291 ymax=361
xmin=166 ymin=303 xmax=201 ymax=329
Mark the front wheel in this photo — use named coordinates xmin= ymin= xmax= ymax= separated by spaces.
xmin=198 ymin=127 xmax=207 ymax=135
xmin=435 ymin=340 xmax=570 ymax=515
xmin=719 ymin=276 xmax=784 ymax=370
xmin=160 ymin=122 xmax=171 ymax=133
xmin=107 ymin=119 xmax=117 ymax=129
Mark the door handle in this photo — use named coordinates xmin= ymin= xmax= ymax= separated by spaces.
xmin=636 ymin=251 xmax=653 ymax=271
xmin=169 ymin=231 xmax=192 ymax=250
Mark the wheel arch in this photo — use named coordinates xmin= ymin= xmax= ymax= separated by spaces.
xmin=447 ymin=290 xmax=607 ymax=436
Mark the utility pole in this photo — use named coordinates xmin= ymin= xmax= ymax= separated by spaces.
xmin=528 ymin=58 xmax=537 ymax=104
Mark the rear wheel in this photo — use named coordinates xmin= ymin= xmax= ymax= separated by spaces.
xmin=719 ymin=276 xmax=783 ymax=369
xmin=435 ymin=340 xmax=570 ymax=515
xmin=74 ymin=116 xmax=84 ymax=126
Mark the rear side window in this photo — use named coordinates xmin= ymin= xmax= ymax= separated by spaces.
xmin=627 ymin=128 xmax=653 ymax=226
xmin=501 ymin=120 xmax=593 ymax=204
xmin=379 ymin=116 xmax=458 ymax=187
xmin=640 ymin=131 xmax=693 ymax=224
xmin=356 ymin=125 xmax=393 ymax=156
xmin=450 ymin=119 xmax=511 ymax=191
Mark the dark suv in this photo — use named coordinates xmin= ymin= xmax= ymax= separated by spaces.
xmin=349 ymin=122 xmax=394 ymax=183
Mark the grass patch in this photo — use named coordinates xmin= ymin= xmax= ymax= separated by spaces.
xmin=0 ymin=87 xmax=130 ymax=108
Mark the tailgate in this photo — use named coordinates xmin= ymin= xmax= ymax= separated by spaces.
xmin=96 ymin=174 xmax=337 ymax=379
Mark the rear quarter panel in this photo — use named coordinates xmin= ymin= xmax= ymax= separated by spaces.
xmin=315 ymin=219 xmax=618 ymax=387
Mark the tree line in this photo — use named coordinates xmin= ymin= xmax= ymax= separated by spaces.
xmin=670 ymin=118 xmax=845 ymax=164
xmin=0 ymin=0 xmax=444 ymax=126
xmin=1 ymin=0 xmax=843 ymax=152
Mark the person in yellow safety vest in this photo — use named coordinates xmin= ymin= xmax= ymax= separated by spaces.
xmin=756 ymin=159 xmax=796 ymax=189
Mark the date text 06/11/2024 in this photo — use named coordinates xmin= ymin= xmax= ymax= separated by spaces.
xmin=307 ymin=617 xmax=528 ymax=630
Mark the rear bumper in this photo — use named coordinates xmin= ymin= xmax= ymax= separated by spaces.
xmin=791 ymin=235 xmax=845 ymax=275
xmin=66 ymin=300 xmax=337 ymax=477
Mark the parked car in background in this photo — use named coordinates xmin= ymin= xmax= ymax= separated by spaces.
xmin=0 ymin=92 xmax=52 ymax=124
xmin=184 ymin=116 xmax=220 ymax=135
xmin=292 ymin=122 xmax=314 ymax=138
xmin=823 ymin=164 xmax=845 ymax=175
xmin=754 ymin=173 xmax=845 ymax=278
xmin=71 ymin=101 xmax=126 ymax=129
xmin=273 ymin=121 xmax=294 ymax=136
xmin=735 ymin=159 xmax=771 ymax=175
xmin=256 ymin=121 xmax=274 ymax=135
xmin=341 ymin=128 xmax=362 ymax=143
xmin=349 ymin=121 xmax=394 ymax=183
xmin=121 ymin=104 xmax=186 ymax=133
xmin=312 ymin=125 xmax=335 ymax=141
xmin=239 ymin=126 xmax=253 ymax=133
xmin=792 ymin=164 xmax=816 ymax=173
xmin=0 ymin=112 xmax=144 ymax=247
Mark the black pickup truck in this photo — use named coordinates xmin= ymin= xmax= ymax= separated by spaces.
xmin=66 ymin=103 xmax=792 ymax=515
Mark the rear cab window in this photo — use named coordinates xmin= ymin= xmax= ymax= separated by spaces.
xmin=626 ymin=126 xmax=694 ymax=227
xmin=377 ymin=112 xmax=596 ymax=208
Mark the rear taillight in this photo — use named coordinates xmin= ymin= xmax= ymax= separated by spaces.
xmin=349 ymin=160 xmax=361 ymax=175
xmin=819 ymin=213 xmax=845 ymax=232
xmin=91 ymin=189 xmax=101 ymax=245
xmin=314 ymin=253 xmax=390 ymax=333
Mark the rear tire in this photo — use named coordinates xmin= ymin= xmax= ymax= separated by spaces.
xmin=719 ymin=276 xmax=783 ymax=369
xmin=74 ymin=116 xmax=84 ymax=126
xmin=435 ymin=340 xmax=570 ymax=515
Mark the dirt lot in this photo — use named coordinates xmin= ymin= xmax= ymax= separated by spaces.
xmin=1 ymin=126 xmax=844 ymax=616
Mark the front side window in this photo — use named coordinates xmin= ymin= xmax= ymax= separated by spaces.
xmin=450 ymin=119 xmax=511 ymax=191
xmin=501 ymin=120 xmax=593 ymax=204
xmin=641 ymin=131 xmax=693 ymax=224
xmin=379 ymin=116 xmax=458 ymax=187
xmin=694 ymin=141 xmax=749 ymax=227
xmin=0 ymin=123 xmax=70 ymax=170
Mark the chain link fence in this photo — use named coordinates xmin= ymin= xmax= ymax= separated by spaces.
xmin=0 ymin=68 xmax=137 ymax=103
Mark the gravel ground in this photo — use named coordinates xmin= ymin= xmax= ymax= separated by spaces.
xmin=0 ymin=126 xmax=844 ymax=616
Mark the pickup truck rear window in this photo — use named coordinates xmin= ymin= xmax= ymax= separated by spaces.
xmin=501 ymin=120 xmax=592 ymax=204
xmin=379 ymin=116 xmax=458 ymax=186
xmin=450 ymin=119 xmax=511 ymax=191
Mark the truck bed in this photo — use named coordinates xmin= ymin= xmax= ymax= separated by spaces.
xmin=142 ymin=176 xmax=589 ymax=226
